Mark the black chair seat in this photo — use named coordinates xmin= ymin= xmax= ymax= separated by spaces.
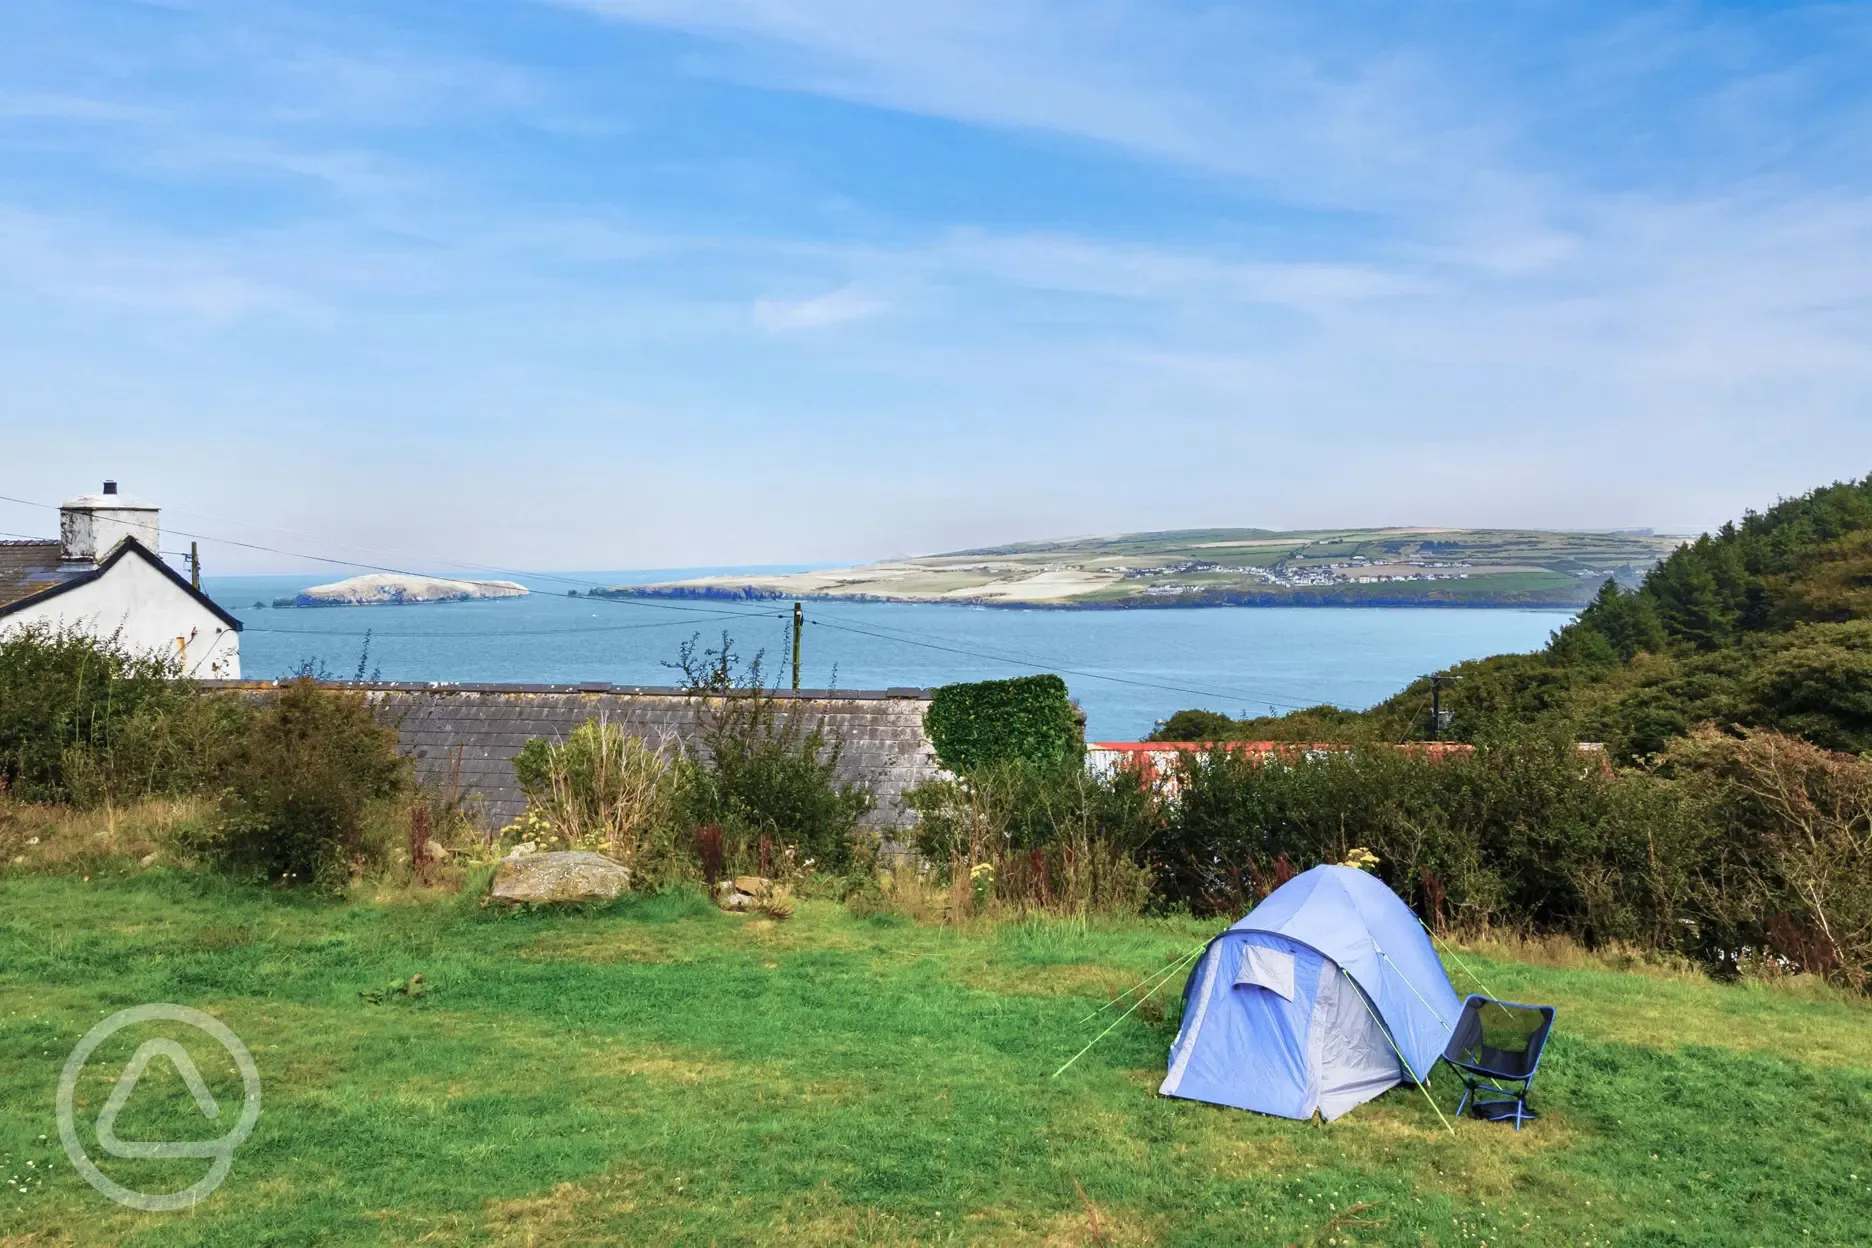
xmin=1440 ymin=995 xmax=1555 ymax=1130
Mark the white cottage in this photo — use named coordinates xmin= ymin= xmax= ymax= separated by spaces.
xmin=0 ymin=482 xmax=240 ymax=677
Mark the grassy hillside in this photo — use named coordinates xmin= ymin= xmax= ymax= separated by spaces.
xmin=4 ymin=874 xmax=1869 ymax=1246
xmin=1165 ymin=475 xmax=1872 ymax=757
xmin=620 ymin=527 xmax=1681 ymax=609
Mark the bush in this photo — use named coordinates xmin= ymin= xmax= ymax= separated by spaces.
xmin=200 ymin=678 xmax=406 ymax=889
xmin=1149 ymin=704 xmax=1380 ymax=744
xmin=1663 ymin=728 xmax=1872 ymax=990
xmin=925 ymin=675 xmax=1081 ymax=773
xmin=0 ymin=624 xmax=201 ymax=802
xmin=1148 ymin=709 xmax=1238 ymax=742
xmin=1147 ymin=735 xmax=1722 ymax=949
xmin=682 ymin=691 xmax=873 ymax=873
xmin=57 ymin=692 xmax=256 ymax=808
xmin=664 ymin=631 xmax=874 ymax=874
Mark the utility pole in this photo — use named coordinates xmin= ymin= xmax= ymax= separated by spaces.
xmin=1426 ymin=670 xmax=1457 ymax=739
xmin=189 ymin=540 xmax=200 ymax=591
xmin=791 ymin=601 xmax=803 ymax=691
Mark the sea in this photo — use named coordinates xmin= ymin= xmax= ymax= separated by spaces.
xmin=203 ymin=569 xmax=1569 ymax=741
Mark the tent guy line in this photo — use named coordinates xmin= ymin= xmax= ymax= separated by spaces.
xmin=1052 ymin=945 xmax=1206 ymax=1080
xmin=1074 ymin=940 xmax=1211 ymax=1027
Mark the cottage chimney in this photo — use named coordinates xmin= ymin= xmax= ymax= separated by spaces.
xmin=60 ymin=481 xmax=160 ymax=565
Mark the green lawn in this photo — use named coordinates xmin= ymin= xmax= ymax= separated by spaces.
xmin=2 ymin=873 xmax=1868 ymax=1246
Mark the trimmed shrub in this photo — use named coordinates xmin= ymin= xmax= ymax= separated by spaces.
xmin=925 ymin=675 xmax=1080 ymax=774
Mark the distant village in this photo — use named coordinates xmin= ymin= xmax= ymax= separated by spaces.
xmin=1125 ymin=554 xmax=1475 ymax=596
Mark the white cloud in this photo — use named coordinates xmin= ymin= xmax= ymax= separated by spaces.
xmin=753 ymin=284 xmax=885 ymax=330
xmin=928 ymin=231 xmax=1427 ymax=312
xmin=550 ymin=0 xmax=1522 ymax=216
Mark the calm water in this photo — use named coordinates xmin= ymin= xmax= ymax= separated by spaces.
xmin=205 ymin=569 xmax=1568 ymax=740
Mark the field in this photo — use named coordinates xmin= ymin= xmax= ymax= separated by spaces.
xmin=624 ymin=527 xmax=1685 ymax=609
xmin=3 ymin=873 xmax=1869 ymax=1246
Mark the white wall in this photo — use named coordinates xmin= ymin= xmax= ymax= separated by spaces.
xmin=0 ymin=555 xmax=240 ymax=678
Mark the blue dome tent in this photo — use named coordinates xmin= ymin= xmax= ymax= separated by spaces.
xmin=1160 ymin=865 xmax=1461 ymax=1121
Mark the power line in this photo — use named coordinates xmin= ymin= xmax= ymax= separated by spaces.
xmin=0 ymin=490 xmax=781 ymax=622
xmin=242 ymin=609 xmax=777 ymax=639
xmin=161 ymin=504 xmax=568 ymax=583
xmin=805 ymin=615 xmax=1318 ymax=711
xmin=803 ymin=606 xmax=1320 ymax=710
xmin=5 ymin=488 xmax=1342 ymax=713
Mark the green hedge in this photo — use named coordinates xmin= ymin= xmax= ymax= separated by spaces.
xmin=924 ymin=675 xmax=1081 ymax=774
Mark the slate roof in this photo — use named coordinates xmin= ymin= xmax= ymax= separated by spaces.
xmin=0 ymin=541 xmax=68 ymax=611
xmin=0 ymin=537 xmax=242 ymax=630
xmin=202 ymin=681 xmax=944 ymax=831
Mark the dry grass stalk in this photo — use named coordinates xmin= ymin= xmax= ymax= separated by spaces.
xmin=1072 ymin=1179 xmax=1109 ymax=1247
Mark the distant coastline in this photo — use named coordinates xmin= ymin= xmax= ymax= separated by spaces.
xmin=610 ymin=524 xmax=1679 ymax=611
xmin=588 ymin=585 xmax=1593 ymax=611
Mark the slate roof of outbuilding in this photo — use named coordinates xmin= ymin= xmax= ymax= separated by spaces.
xmin=0 ymin=541 xmax=68 ymax=611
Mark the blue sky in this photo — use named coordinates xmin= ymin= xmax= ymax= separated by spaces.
xmin=2 ymin=0 xmax=1869 ymax=573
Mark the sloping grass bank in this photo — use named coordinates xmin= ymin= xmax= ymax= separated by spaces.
xmin=1 ymin=875 xmax=1868 ymax=1246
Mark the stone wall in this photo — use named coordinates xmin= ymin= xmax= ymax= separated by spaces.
xmin=203 ymin=680 xmax=943 ymax=831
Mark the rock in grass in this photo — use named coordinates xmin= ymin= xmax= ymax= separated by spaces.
xmin=490 ymin=850 xmax=630 ymax=904
xmin=717 ymin=889 xmax=754 ymax=912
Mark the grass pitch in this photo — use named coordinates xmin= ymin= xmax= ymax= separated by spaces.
xmin=2 ymin=874 xmax=1868 ymax=1246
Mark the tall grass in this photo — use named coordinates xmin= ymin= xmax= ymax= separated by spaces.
xmin=903 ymin=762 xmax=1159 ymax=917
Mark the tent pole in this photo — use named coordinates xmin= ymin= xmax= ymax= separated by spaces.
xmin=1375 ymin=948 xmax=1453 ymax=1032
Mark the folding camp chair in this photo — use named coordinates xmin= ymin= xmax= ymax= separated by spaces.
xmin=1441 ymin=995 xmax=1555 ymax=1130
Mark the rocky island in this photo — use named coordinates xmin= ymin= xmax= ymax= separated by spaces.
xmin=281 ymin=573 xmax=530 ymax=607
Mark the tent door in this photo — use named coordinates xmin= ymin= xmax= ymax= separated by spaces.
xmin=1307 ymin=961 xmax=1406 ymax=1121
